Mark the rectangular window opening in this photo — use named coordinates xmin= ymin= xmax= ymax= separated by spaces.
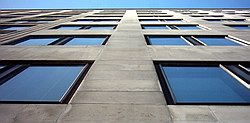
xmin=0 ymin=61 xmax=93 ymax=104
xmin=2 ymin=35 xmax=109 ymax=46
xmin=155 ymin=61 xmax=250 ymax=105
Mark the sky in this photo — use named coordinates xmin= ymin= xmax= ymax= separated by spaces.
xmin=0 ymin=0 xmax=250 ymax=9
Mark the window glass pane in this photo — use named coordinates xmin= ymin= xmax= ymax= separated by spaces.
xmin=88 ymin=26 xmax=114 ymax=30
xmin=56 ymin=26 xmax=81 ymax=30
xmin=75 ymin=20 xmax=93 ymax=22
xmin=0 ymin=65 xmax=85 ymax=102
xmin=165 ymin=19 xmax=183 ymax=22
xmin=206 ymin=19 xmax=221 ymax=22
xmin=14 ymin=20 xmax=29 ymax=23
xmin=227 ymin=20 xmax=245 ymax=22
xmin=230 ymin=25 xmax=250 ymax=30
xmin=143 ymin=25 xmax=169 ymax=29
xmin=16 ymin=38 xmax=58 ymax=46
xmin=162 ymin=66 xmax=250 ymax=103
xmin=140 ymin=20 xmax=159 ymax=22
xmin=148 ymin=37 xmax=189 ymax=45
xmin=177 ymin=25 xmax=201 ymax=30
xmin=65 ymin=37 xmax=105 ymax=45
xmin=3 ymin=26 xmax=28 ymax=30
xmin=35 ymin=20 xmax=52 ymax=23
xmin=95 ymin=20 xmax=118 ymax=22
xmin=197 ymin=37 xmax=241 ymax=46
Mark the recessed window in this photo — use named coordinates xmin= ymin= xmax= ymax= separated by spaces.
xmin=16 ymin=38 xmax=59 ymax=46
xmin=0 ymin=63 xmax=90 ymax=103
xmin=88 ymin=26 xmax=115 ymax=30
xmin=155 ymin=62 xmax=250 ymax=104
xmin=65 ymin=37 xmax=106 ymax=45
xmin=74 ymin=19 xmax=119 ymax=23
xmin=52 ymin=25 xmax=116 ymax=30
xmin=140 ymin=19 xmax=160 ymax=22
xmin=196 ymin=37 xmax=241 ymax=46
xmin=166 ymin=19 xmax=183 ymax=22
xmin=176 ymin=25 xmax=202 ymax=30
xmin=143 ymin=25 xmax=170 ymax=29
xmin=56 ymin=26 xmax=82 ymax=30
xmin=140 ymin=19 xmax=183 ymax=22
xmin=205 ymin=19 xmax=246 ymax=22
xmin=0 ymin=26 xmax=30 ymax=31
xmin=142 ymin=25 xmax=202 ymax=30
xmin=2 ymin=36 xmax=109 ymax=46
xmin=227 ymin=25 xmax=250 ymax=30
xmin=13 ymin=20 xmax=54 ymax=23
xmin=146 ymin=36 xmax=190 ymax=45
xmin=146 ymin=35 xmax=246 ymax=46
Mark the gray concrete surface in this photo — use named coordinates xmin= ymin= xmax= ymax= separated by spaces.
xmin=0 ymin=9 xmax=250 ymax=123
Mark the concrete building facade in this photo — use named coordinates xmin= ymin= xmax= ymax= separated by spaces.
xmin=0 ymin=9 xmax=250 ymax=123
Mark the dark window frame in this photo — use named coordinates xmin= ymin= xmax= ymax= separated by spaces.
xmin=145 ymin=35 xmax=247 ymax=46
xmin=2 ymin=35 xmax=110 ymax=46
xmin=0 ymin=60 xmax=93 ymax=104
xmin=51 ymin=25 xmax=117 ymax=30
xmin=154 ymin=61 xmax=250 ymax=105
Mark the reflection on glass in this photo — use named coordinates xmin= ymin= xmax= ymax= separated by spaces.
xmin=163 ymin=66 xmax=250 ymax=103
xmin=16 ymin=38 xmax=58 ymax=46
xmin=148 ymin=36 xmax=189 ymax=45
xmin=3 ymin=26 xmax=29 ymax=30
xmin=0 ymin=65 xmax=85 ymax=102
xmin=230 ymin=25 xmax=250 ymax=30
xmin=65 ymin=37 xmax=105 ymax=45
xmin=197 ymin=37 xmax=241 ymax=46
xmin=56 ymin=26 xmax=81 ymax=30
xmin=88 ymin=26 xmax=114 ymax=30
xmin=143 ymin=25 xmax=169 ymax=29
xmin=177 ymin=25 xmax=201 ymax=30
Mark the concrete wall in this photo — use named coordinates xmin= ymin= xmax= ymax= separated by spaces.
xmin=0 ymin=9 xmax=250 ymax=123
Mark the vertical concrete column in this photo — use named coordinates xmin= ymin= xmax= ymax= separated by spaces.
xmin=68 ymin=10 xmax=172 ymax=123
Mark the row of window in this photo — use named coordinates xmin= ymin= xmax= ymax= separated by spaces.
xmin=2 ymin=36 xmax=108 ymax=46
xmin=1 ymin=24 xmax=248 ymax=31
xmin=140 ymin=19 xmax=183 ymax=22
xmin=51 ymin=25 xmax=116 ymax=30
xmin=0 ymin=61 xmax=249 ymax=104
xmin=0 ymin=35 xmax=248 ymax=46
xmin=155 ymin=62 xmax=250 ymax=104
xmin=146 ymin=36 xmax=247 ymax=46
xmin=142 ymin=25 xmax=203 ymax=30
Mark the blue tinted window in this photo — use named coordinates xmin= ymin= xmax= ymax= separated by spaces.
xmin=35 ymin=20 xmax=52 ymax=23
xmin=166 ymin=19 xmax=182 ymax=22
xmin=206 ymin=19 xmax=221 ymax=22
xmin=56 ymin=26 xmax=81 ymax=30
xmin=143 ymin=25 xmax=169 ymax=29
xmin=88 ymin=26 xmax=114 ymax=30
xmin=197 ymin=37 xmax=241 ymax=46
xmin=229 ymin=20 xmax=245 ymax=22
xmin=14 ymin=20 xmax=29 ymax=23
xmin=0 ymin=65 xmax=85 ymax=102
xmin=230 ymin=25 xmax=250 ymax=30
xmin=148 ymin=37 xmax=189 ymax=45
xmin=141 ymin=20 xmax=159 ymax=22
xmin=95 ymin=20 xmax=119 ymax=23
xmin=177 ymin=25 xmax=201 ymax=30
xmin=16 ymin=38 xmax=58 ymax=46
xmin=65 ymin=37 xmax=105 ymax=45
xmin=75 ymin=20 xmax=93 ymax=22
xmin=162 ymin=66 xmax=250 ymax=103
xmin=3 ymin=26 xmax=28 ymax=30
